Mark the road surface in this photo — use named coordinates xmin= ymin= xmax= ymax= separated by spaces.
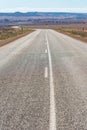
xmin=0 ymin=29 xmax=87 ymax=130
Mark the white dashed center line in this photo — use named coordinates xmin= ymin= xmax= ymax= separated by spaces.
xmin=46 ymin=34 xmax=57 ymax=130
xmin=45 ymin=49 xmax=48 ymax=54
xmin=45 ymin=67 xmax=48 ymax=78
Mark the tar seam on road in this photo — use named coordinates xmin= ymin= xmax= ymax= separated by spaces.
xmin=46 ymin=33 xmax=57 ymax=130
xmin=45 ymin=67 xmax=48 ymax=78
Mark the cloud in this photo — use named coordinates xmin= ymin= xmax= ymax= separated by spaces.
xmin=0 ymin=7 xmax=87 ymax=13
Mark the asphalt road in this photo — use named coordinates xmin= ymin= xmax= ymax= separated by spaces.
xmin=0 ymin=29 xmax=87 ymax=130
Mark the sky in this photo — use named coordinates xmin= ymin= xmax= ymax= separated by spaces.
xmin=0 ymin=0 xmax=87 ymax=12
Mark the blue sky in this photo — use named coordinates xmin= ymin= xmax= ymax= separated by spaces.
xmin=0 ymin=0 xmax=87 ymax=12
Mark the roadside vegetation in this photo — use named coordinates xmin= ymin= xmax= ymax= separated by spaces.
xmin=58 ymin=28 xmax=87 ymax=37
xmin=53 ymin=24 xmax=87 ymax=43
xmin=0 ymin=26 xmax=34 ymax=47
xmin=0 ymin=26 xmax=33 ymax=40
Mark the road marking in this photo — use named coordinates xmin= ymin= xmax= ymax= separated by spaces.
xmin=45 ymin=49 xmax=48 ymax=53
xmin=45 ymin=67 xmax=48 ymax=78
xmin=46 ymin=34 xmax=57 ymax=130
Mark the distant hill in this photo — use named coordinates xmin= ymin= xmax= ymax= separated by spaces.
xmin=0 ymin=12 xmax=87 ymax=19
xmin=0 ymin=12 xmax=87 ymax=26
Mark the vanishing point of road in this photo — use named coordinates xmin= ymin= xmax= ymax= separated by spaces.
xmin=0 ymin=30 xmax=87 ymax=130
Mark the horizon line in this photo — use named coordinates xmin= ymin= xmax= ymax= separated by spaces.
xmin=0 ymin=11 xmax=87 ymax=14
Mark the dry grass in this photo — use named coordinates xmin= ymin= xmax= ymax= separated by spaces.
xmin=52 ymin=24 xmax=87 ymax=43
xmin=0 ymin=26 xmax=34 ymax=47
